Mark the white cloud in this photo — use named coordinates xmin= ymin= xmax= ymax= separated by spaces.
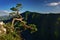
xmin=0 ymin=10 xmax=22 ymax=16
xmin=47 ymin=2 xmax=60 ymax=6
xmin=2 ymin=10 xmax=11 ymax=13
xmin=0 ymin=10 xmax=10 ymax=16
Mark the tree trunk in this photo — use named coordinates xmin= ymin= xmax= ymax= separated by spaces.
xmin=17 ymin=11 xmax=22 ymax=18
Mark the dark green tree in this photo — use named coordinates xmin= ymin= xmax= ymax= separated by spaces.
xmin=10 ymin=3 xmax=37 ymax=32
xmin=10 ymin=4 xmax=22 ymax=18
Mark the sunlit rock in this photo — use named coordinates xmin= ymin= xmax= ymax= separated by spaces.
xmin=0 ymin=21 xmax=4 ymax=25
xmin=0 ymin=21 xmax=6 ymax=35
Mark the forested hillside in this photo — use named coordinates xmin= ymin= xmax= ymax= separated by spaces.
xmin=2 ymin=11 xmax=60 ymax=40
xmin=21 ymin=11 xmax=60 ymax=40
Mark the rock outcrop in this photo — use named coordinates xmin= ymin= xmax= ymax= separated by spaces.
xmin=0 ymin=21 xmax=6 ymax=35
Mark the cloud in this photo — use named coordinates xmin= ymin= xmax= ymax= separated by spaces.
xmin=47 ymin=2 xmax=60 ymax=6
xmin=0 ymin=10 xmax=10 ymax=16
xmin=1 ymin=10 xmax=10 ymax=13
xmin=0 ymin=10 xmax=22 ymax=16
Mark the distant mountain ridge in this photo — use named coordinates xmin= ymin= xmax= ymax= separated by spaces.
xmin=0 ymin=16 xmax=12 ymax=21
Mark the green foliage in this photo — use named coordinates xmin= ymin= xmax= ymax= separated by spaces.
xmin=0 ymin=22 xmax=22 ymax=40
xmin=10 ymin=4 xmax=22 ymax=11
xmin=57 ymin=17 xmax=60 ymax=21
xmin=10 ymin=3 xmax=22 ymax=18
xmin=54 ymin=31 xmax=59 ymax=38
xmin=14 ymin=21 xmax=37 ymax=33
xmin=0 ymin=31 xmax=21 ymax=40
xmin=16 ymin=4 xmax=22 ymax=7
xmin=25 ymin=11 xmax=30 ymax=20
xmin=10 ymin=7 xmax=18 ymax=11
xmin=28 ymin=24 xmax=37 ymax=33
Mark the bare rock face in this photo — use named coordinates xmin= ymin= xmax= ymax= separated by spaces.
xmin=0 ymin=21 xmax=6 ymax=35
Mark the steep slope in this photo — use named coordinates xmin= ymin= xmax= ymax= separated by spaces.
xmin=2 ymin=11 xmax=60 ymax=40
xmin=21 ymin=11 xmax=60 ymax=40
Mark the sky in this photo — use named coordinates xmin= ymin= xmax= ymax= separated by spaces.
xmin=0 ymin=0 xmax=60 ymax=15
